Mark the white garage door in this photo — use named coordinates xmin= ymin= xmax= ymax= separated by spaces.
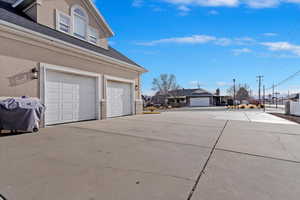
xmin=190 ymin=97 xmax=210 ymax=107
xmin=45 ymin=70 xmax=97 ymax=125
xmin=107 ymin=81 xmax=132 ymax=118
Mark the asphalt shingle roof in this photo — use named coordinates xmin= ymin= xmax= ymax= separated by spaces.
xmin=171 ymin=88 xmax=214 ymax=97
xmin=0 ymin=1 xmax=145 ymax=70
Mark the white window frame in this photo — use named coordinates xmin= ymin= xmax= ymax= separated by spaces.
xmin=55 ymin=9 xmax=72 ymax=34
xmin=88 ymin=26 xmax=99 ymax=45
xmin=71 ymin=5 xmax=89 ymax=40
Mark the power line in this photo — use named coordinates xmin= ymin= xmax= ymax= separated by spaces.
xmin=266 ymin=70 xmax=300 ymax=91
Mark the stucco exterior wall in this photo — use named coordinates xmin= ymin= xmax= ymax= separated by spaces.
xmin=0 ymin=31 xmax=141 ymax=101
xmin=37 ymin=0 xmax=108 ymax=48
xmin=0 ymin=55 xmax=39 ymax=97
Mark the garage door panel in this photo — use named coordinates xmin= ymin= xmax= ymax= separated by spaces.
xmin=107 ymin=81 xmax=132 ymax=118
xmin=45 ymin=70 xmax=97 ymax=125
xmin=190 ymin=97 xmax=210 ymax=107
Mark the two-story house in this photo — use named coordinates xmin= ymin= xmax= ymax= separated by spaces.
xmin=0 ymin=0 xmax=147 ymax=126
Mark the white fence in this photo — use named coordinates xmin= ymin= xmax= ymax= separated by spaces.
xmin=290 ymin=101 xmax=300 ymax=116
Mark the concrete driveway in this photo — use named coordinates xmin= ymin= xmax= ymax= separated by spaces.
xmin=0 ymin=110 xmax=299 ymax=200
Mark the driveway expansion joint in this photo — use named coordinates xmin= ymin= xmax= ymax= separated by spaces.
xmin=186 ymin=120 xmax=229 ymax=200
xmin=215 ymin=148 xmax=300 ymax=164
xmin=102 ymin=166 xmax=196 ymax=182
xmin=118 ymin=118 xmax=225 ymax=129
xmin=66 ymin=125 xmax=212 ymax=150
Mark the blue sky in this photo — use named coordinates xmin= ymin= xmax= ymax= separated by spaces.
xmin=95 ymin=0 xmax=300 ymax=96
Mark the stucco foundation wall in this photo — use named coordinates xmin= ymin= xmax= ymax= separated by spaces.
xmin=0 ymin=55 xmax=39 ymax=98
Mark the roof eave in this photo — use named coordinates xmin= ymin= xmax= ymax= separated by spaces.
xmin=12 ymin=0 xmax=34 ymax=10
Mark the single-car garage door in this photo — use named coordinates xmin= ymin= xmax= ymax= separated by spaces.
xmin=45 ymin=70 xmax=97 ymax=125
xmin=107 ymin=81 xmax=132 ymax=118
xmin=190 ymin=97 xmax=210 ymax=107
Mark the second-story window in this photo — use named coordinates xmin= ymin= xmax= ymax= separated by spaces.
xmin=72 ymin=6 xmax=88 ymax=40
xmin=56 ymin=10 xmax=71 ymax=34
xmin=88 ymin=26 xmax=98 ymax=44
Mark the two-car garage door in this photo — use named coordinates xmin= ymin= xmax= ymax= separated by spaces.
xmin=45 ymin=70 xmax=97 ymax=125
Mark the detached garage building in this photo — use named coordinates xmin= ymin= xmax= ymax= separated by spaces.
xmin=0 ymin=0 xmax=147 ymax=126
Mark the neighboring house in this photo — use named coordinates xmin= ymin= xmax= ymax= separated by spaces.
xmin=152 ymin=88 xmax=219 ymax=107
xmin=288 ymin=93 xmax=300 ymax=102
xmin=0 ymin=0 xmax=147 ymax=126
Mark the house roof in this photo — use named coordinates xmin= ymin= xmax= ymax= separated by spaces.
xmin=289 ymin=93 xmax=299 ymax=99
xmin=156 ymin=88 xmax=215 ymax=97
xmin=176 ymin=88 xmax=215 ymax=97
xmin=0 ymin=1 xmax=146 ymax=71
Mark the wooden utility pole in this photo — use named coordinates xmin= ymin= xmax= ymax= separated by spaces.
xmin=275 ymin=92 xmax=280 ymax=109
xmin=233 ymin=78 xmax=236 ymax=107
xmin=257 ymin=75 xmax=264 ymax=104
xmin=272 ymin=83 xmax=275 ymax=104
xmin=263 ymin=85 xmax=266 ymax=112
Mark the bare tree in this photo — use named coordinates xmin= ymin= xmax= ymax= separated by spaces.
xmin=227 ymin=84 xmax=250 ymax=101
xmin=152 ymin=74 xmax=180 ymax=95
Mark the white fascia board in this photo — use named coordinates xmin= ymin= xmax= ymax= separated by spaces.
xmin=12 ymin=0 xmax=24 ymax=8
xmin=86 ymin=0 xmax=114 ymax=37
xmin=0 ymin=20 xmax=147 ymax=73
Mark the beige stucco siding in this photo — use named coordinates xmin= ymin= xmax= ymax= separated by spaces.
xmin=38 ymin=0 xmax=108 ymax=48
xmin=0 ymin=31 xmax=141 ymax=100
xmin=0 ymin=55 xmax=39 ymax=97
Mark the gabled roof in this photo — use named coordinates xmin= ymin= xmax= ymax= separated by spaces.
xmin=0 ymin=1 xmax=146 ymax=72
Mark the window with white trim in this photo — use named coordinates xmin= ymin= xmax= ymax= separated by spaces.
xmin=72 ymin=5 xmax=88 ymax=40
xmin=56 ymin=10 xmax=71 ymax=34
xmin=88 ymin=26 xmax=98 ymax=44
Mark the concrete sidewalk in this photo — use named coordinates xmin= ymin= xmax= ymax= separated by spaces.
xmin=0 ymin=110 xmax=299 ymax=200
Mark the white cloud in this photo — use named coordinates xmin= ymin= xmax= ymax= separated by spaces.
xmin=163 ymin=0 xmax=239 ymax=7
xmin=136 ymin=34 xmax=256 ymax=46
xmin=132 ymin=0 xmax=144 ymax=7
xmin=178 ymin=5 xmax=191 ymax=11
xmin=177 ymin=5 xmax=191 ymax=15
xmin=261 ymin=42 xmax=300 ymax=56
xmin=263 ymin=32 xmax=278 ymax=37
xmin=138 ymin=0 xmax=300 ymax=11
xmin=232 ymin=48 xmax=252 ymax=55
xmin=216 ymin=81 xmax=232 ymax=86
xmin=208 ymin=10 xmax=219 ymax=15
xmin=244 ymin=0 xmax=280 ymax=8
xmin=136 ymin=35 xmax=217 ymax=46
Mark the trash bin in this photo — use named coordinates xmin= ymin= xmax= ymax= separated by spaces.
xmin=0 ymin=97 xmax=45 ymax=133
